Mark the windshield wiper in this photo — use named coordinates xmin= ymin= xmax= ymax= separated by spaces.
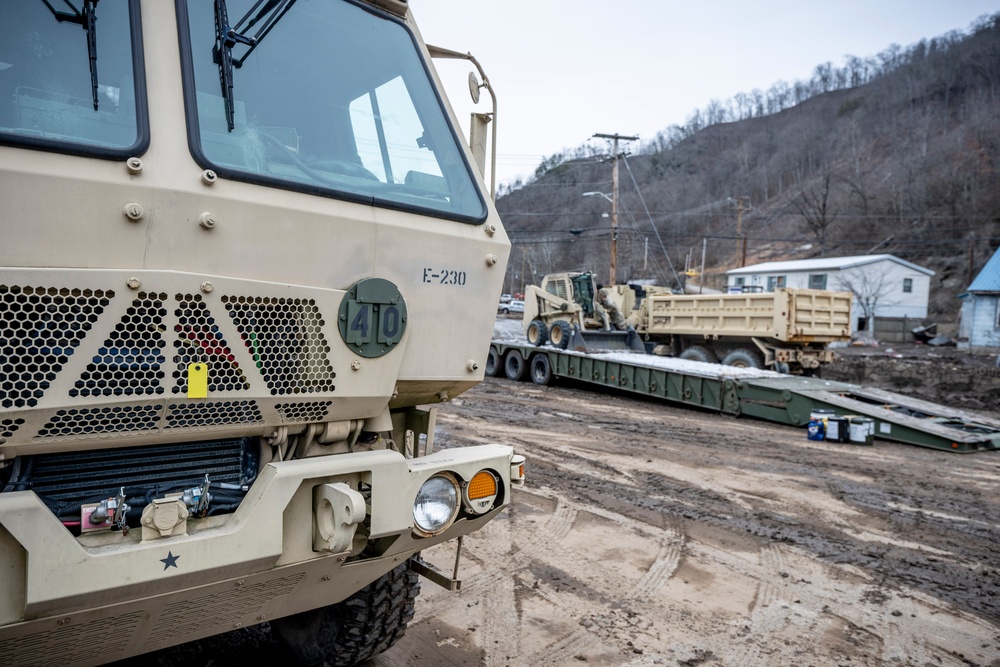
xmin=213 ymin=0 xmax=296 ymax=132
xmin=41 ymin=0 xmax=100 ymax=110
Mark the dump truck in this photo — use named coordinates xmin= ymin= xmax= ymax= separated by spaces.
xmin=0 ymin=2 xmax=522 ymax=666
xmin=524 ymin=272 xmax=852 ymax=373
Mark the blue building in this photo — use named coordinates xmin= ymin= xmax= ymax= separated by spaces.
xmin=959 ymin=248 xmax=1000 ymax=353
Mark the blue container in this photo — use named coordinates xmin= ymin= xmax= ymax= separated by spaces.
xmin=807 ymin=418 xmax=825 ymax=441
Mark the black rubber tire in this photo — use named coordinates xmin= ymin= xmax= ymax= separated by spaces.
xmin=721 ymin=347 xmax=765 ymax=369
xmin=530 ymin=354 xmax=553 ymax=385
xmin=499 ymin=307 xmax=510 ymax=315
xmin=272 ymin=561 xmax=420 ymax=667
xmin=504 ymin=349 xmax=528 ymax=381
xmin=485 ymin=347 xmax=501 ymax=377
xmin=679 ymin=346 xmax=718 ymax=363
xmin=549 ymin=320 xmax=572 ymax=350
xmin=526 ymin=319 xmax=548 ymax=346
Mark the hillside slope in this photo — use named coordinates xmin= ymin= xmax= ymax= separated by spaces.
xmin=496 ymin=14 xmax=1000 ymax=322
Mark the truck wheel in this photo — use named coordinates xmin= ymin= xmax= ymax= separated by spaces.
xmin=721 ymin=348 xmax=764 ymax=369
xmin=679 ymin=346 xmax=717 ymax=363
xmin=526 ymin=319 xmax=548 ymax=346
xmin=530 ymin=354 xmax=553 ymax=385
xmin=504 ymin=349 xmax=528 ymax=381
xmin=272 ymin=560 xmax=420 ymax=667
xmin=549 ymin=320 xmax=572 ymax=350
xmin=485 ymin=347 xmax=500 ymax=377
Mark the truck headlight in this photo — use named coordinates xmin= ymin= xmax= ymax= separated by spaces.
xmin=413 ymin=473 xmax=460 ymax=536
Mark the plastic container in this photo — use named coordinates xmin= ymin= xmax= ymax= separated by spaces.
xmin=807 ymin=418 xmax=825 ymax=441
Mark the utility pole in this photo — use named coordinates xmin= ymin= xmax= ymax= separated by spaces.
xmin=732 ymin=196 xmax=751 ymax=268
xmin=594 ymin=133 xmax=638 ymax=284
xmin=699 ymin=237 xmax=707 ymax=294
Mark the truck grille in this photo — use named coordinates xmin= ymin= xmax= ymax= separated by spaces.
xmin=0 ymin=280 xmax=341 ymax=445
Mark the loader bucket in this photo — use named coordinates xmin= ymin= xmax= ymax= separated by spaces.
xmin=567 ymin=326 xmax=646 ymax=354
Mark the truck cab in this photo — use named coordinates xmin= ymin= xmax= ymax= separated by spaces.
xmin=0 ymin=2 xmax=520 ymax=665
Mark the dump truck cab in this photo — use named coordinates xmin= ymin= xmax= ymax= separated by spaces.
xmin=0 ymin=2 xmax=520 ymax=665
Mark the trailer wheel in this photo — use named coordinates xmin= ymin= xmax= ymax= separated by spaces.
xmin=530 ymin=354 xmax=553 ymax=385
xmin=526 ymin=319 xmax=548 ymax=346
xmin=679 ymin=346 xmax=717 ymax=363
xmin=721 ymin=348 xmax=764 ymax=369
xmin=504 ymin=349 xmax=528 ymax=381
xmin=272 ymin=560 xmax=420 ymax=667
xmin=549 ymin=321 xmax=572 ymax=350
xmin=485 ymin=347 xmax=501 ymax=377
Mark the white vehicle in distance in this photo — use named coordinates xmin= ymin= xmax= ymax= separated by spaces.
xmin=499 ymin=300 xmax=524 ymax=314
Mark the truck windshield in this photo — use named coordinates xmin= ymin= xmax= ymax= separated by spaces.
xmin=180 ymin=0 xmax=486 ymax=223
xmin=0 ymin=0 xmax=145 ymax=156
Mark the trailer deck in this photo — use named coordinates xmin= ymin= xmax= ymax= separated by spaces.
xmin=487 ymin=340 xmax=1000 ymax=453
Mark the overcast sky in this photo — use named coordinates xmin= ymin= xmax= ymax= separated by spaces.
xmin=409 ymin=0 xmax=999 ymax=187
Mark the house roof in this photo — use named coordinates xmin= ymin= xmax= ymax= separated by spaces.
xmin=726 ymin=254 xmax=934 ymax=276
xmin=968 ymin=247 xmax=1000 ymax=292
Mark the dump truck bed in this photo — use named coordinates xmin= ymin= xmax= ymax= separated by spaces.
xmin=644 ymin=288 xmax=852 ymax=343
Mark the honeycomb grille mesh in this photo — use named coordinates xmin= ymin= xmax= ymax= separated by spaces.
xmin=276 ymin=401 xmax=333 ymax=423
xmin=0 ymin=418 xmax=24 ymax=445
xmin=224 ymin=296 xmax=336 ymax=395
xmin=166 ymin=401 xmax=263 ymax=429
xmin=1 ymin=285 xmax=344 ymax=442
xmin=35 ymin=405 xmax=163 ymax=439
xmin=71 ymin=293 xmax=167 ymax=398
xmin=0 ymin=285 xmax=113 ymax=408
xmin=172 ymin=294 xmax=249 ymax=394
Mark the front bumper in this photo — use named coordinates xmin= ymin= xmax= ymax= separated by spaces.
xmin=0 ymin=444 xmax=518 ymax=666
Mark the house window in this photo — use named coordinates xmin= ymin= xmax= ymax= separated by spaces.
xmin=766 ymin=276 xmax=786 ymax=292
xmin=808 ymin=274 xmax=827 ymax=290
xmin=903 ymin=278 xmax=913 ymax=293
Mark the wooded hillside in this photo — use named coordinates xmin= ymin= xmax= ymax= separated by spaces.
xmin=495 ymin=13 xmax=1000 ymax=321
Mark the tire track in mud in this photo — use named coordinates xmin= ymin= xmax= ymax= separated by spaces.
xmin=725 ymin=543 xmax=788 ymax=667
xmin=523 ymin=522 xmax=686 ymax=665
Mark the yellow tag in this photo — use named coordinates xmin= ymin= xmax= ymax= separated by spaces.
xmin=187 ymin=363 xmax=208 ymax=398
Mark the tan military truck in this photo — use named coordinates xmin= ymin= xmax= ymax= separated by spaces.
xmin=0 ymin=2 xmax=522 ymax=666
xmin=524 ymin=272 xmax=851 ymax=373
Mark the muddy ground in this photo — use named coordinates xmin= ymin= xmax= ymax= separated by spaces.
xmin=127 ymin=330 xmax=1000 ymax=667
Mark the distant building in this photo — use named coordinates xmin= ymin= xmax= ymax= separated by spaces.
xmin=726 ymin=254 xmax=934 ymax=333
xmin=958 ymin=248 xmax=1000 ymax=353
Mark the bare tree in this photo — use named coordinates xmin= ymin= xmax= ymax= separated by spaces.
xmin=836 ymin=268 xmax=898 ymax=336
xmin=792 ymin=169 xmax=837 ymax=254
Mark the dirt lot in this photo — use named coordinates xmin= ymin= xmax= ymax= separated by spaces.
xmin=376 ymin=333 xmax=1000 ymax=667
xmin=127 ymin=328 xmax=1000 ymax=667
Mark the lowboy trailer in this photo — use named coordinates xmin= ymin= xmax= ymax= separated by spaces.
xmin=487 ymin=340 xmax=1000 ymax=454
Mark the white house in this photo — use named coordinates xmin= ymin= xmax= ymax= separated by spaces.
xmin=958 ymin=248 xmax=1000 ymax=353
xmin=726 ymin=255 xmax=934 ymax=333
